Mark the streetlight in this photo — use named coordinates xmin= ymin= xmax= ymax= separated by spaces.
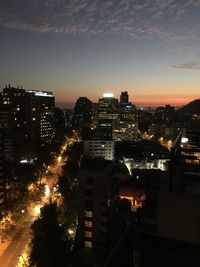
xmin=44 ymin=184 xmax=50 ymax=198
xmin=57 ymin=156 xmax=62 ymax=163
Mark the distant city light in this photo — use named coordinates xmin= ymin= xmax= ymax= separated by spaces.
xmin=20 ymin=159 xmax=28 ymax=164
xmin=125 ymin=105 xmax=132 ymax=109
xmin=103 ymin=93 xmax=114 ymax=98
xmin=181 ymin=137 xmax=189 ymax=144
xmin=68 ymin=228 xmax=74 ymax=235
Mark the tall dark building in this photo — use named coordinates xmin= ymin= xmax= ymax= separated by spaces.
xmin=76 ymin=159 xmax=128 ymax=249
xmin=72 ymin=97 xmax=92 ymax=128
xmin=55 ymin=107 xmax=66 ymax=142
xmin=0 ymin=131 xmax=5 ymax=209
xmin=120 ymin=91 xmax=129 ymax=104
xmin=0 ymin=85 xmax=55 ymax=162
xmin=0 ymin=85 xmax=31 ymax=161
xmin=154 ymin=104 xmax=175 ymax=124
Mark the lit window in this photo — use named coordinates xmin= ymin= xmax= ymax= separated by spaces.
xmin=84 ymin=241 xmax=92 ymax=248
xmin=32 ymin=117 xmax=36 ymax=121
xmin=85 ymin=220 xmax=92 ymax=227
xmin=85 ymin=231 xmax=92 ymax=238
xmin=85 ymin=210 xmax=92 ymax=218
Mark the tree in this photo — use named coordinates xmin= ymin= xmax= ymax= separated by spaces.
xmin=65 ymin=142 xmax=82 ymax=162
xmin=30 ymin=203 xmax=71 ymax=267
xmin=57 ymin=161 xmax=79 ymax=228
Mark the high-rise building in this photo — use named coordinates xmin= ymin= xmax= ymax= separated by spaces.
xmin=120 ymin=91 xmax=129 ymax=104
xmin=113 ymin=92 xmax=138 ymax=142
xmin=154 ymin=104 xmax=175 ymax=124
xmin=97 ymin=92 xmax=138 ymax=142
xmin=72 ymin=97 xmax=92 ymax=129
xmin=0 ymin=85 xmax=31 ymax=161
xmin=54 ymin=107 xmax=66 ymax=142
xmin=28 ymin=90 xmax=55 ymax=147
xmin=0 ymin=131 xmax=5 ymax=209
xmin=0 ymin=85 xmax=55 ymax=162
xmin=76 ymin=159 xmax=126 ymax=251
xmin=83 ymin=140 xmax=115 ymax=161
xmin=98 ymin=94 xmax=119 ymax=127
xmin=82 ymin=125 xmax=114 ymax=161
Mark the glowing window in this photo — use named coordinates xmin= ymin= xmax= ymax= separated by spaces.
xmin=85 ymin=220 xmax=92 ymax=227
xmin=85 ymin=210 xmax=92 ymax=218
xmin=85 ymin=231 xmax=92 ymax=238
xmin=84 ymin=241 xmax=92 ymax=248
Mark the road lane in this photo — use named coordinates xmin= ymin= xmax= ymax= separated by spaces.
xmin=0 ymin=216 xmax=32 ymax=267
xmin=0 ymin=138 xmax=72 ymax=266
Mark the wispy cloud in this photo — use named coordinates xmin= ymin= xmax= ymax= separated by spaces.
xmin=0 ymin=0 xmax=200 ymax=40
xmin=169 ymin=62 xmax=200 ymax=70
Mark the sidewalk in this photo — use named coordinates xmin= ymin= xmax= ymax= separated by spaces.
xmin=0 ymin=212 xmax=31 ymax=257
xmin=0 ymin=238 xmax=11 ymax=257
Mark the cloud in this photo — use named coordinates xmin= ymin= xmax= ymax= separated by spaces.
xmin=169 ymin=62 xmax=200 ymax=70
xmin=0 ymin=0 xmax=200 ymax=40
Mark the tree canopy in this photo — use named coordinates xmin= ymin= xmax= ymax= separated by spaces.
xmin=30 ymin=203 xmax=71 ymax=267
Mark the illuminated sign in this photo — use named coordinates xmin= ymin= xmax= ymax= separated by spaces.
xmin=125 ymin=105 xmax=132 ymax=109
xmin=103 ymin=93 xmax=114 ymax=98
xmin=28 ymin=90 xmax=54 ymax=97
xmin=181 ymin=137 xmax=188 ymax=144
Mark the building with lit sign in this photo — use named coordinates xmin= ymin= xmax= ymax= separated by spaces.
xmin=98 ymin=93 xmax=119 ymax=126
xmin=28 ymin=90 xmax=55 ymax=147
xmin=0 ymin=85 xmax=55 ymax=162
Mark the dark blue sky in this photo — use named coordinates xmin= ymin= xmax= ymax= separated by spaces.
xmin=0 ymin=0 xmax=200 ymax=106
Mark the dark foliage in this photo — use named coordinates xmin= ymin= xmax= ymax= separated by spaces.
xmin=30 ymin=203 xmax=71 ymax=267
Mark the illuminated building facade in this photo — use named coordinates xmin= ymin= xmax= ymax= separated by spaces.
xmin=28 ymin=90 xmax=55 ymax=147
xmin=114 ymin=99 xmax=138 ymax=142
xmin=0 ymin=85 xmax=55 ymax=161
xmin=0 ymin=85 xmax=31 ymax=161
xmin=98 ymin=94 xmax=119 ymax=126
xmin=84 ymin=140 xmax=115 ymax=161
xmin=113 ymin=120 xmax=138 ymax=141
xmin=98 ymin=92 xmax=138 ymax=141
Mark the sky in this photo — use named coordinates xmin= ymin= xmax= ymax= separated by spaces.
xmin=0 ymin=0 xmax=200 ymax=107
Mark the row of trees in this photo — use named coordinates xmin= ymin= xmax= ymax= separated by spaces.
xmin=29 ymin=141 xmax=82 ymax=266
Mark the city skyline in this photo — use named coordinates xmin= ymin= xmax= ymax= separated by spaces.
xmin=1 ymin=0 xmax=200 ymax=107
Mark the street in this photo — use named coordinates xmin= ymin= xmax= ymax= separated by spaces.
xmin=0 ymin=212 xmax=34 ymax=267
xmin=0 ymin=138 xmax=70 ymax=266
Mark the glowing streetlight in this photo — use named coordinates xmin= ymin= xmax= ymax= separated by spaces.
xmin=57 ymin=156 xmax=62 ymax=163
xmin=33 ymin=205 xmax=41 ymax=217
xmin=68 ymin=228 xmax=74 ymax=235
xmin=44 ymin=184 xmax=50 ymax=197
